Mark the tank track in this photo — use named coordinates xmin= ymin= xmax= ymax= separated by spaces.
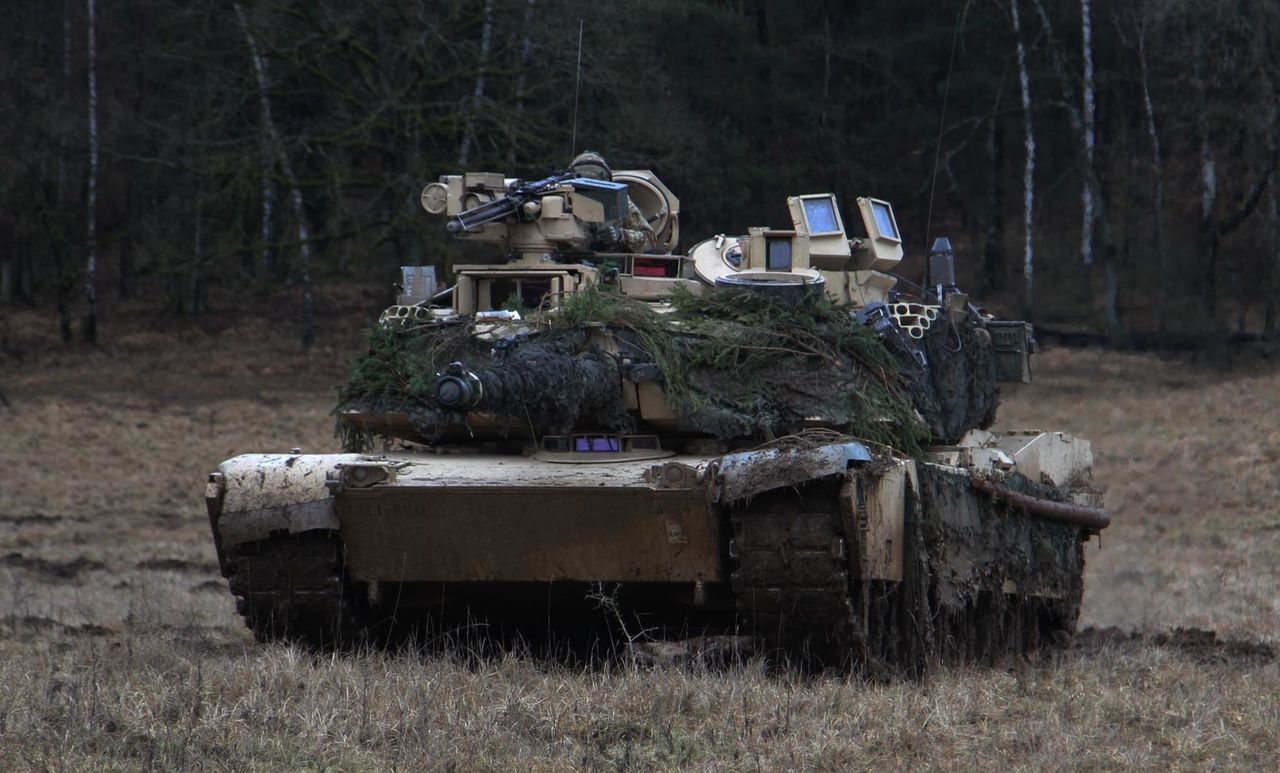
xmin=223 ymin=530 xmax=368 ymax=647
xmin=728 ymin=472 xmax=1086 ymax=672
xmin=729 ymin=479 xmax=864 ymax=665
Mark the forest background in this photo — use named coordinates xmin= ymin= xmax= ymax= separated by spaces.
xmin=2 ymin=0 xmax=1278 ymax=348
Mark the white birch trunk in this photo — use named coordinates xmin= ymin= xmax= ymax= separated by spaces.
xmin=236 ymin=3 xmax=316 ymax=346
xmin=1011 ymin=0 xmax=1036 ymax=309
xmin=1080 ymin=0 xmax=1096 ymax=267
xmin=84 ymin=0 xmax=98 ymax=343
xmin=458 ymin=0 xmax=495 ymax=167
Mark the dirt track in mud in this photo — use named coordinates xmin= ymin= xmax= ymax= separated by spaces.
xmin=0 ymin=296 xmax=1277 ymax=768
xmin=1072 ymin=626 xmax=1274 ymax=667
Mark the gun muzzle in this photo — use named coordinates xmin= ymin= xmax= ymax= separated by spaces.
xmin=435 ymin=362 xmax=483 ymax=410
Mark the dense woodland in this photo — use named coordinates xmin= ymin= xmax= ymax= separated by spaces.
xmin=1 ymin=0 xmax=1277 ymax=347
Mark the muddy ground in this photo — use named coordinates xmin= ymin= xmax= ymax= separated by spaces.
xmin=0 ymin=290 xmax=1277 ymax=769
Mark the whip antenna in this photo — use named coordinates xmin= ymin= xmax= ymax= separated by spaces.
xmin=924 ymin=10 xmax=963 ymax=289
xmin=570 ymin=20 xmax=584 ymax=156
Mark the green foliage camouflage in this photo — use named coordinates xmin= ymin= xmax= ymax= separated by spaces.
xmin=336 ymin=285 xmax=930 ymax=453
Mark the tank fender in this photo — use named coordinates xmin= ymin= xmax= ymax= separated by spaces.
xmin=712 ymin=441 xmax=873 ymax=504
xmin=209 ymin=453 xmax=365 ymax=547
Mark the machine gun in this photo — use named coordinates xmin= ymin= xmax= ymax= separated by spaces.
xmin=445 ymin=170 xmax=576 ymax=235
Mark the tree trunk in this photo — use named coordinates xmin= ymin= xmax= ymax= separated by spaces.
xmin=236 ymin=3 xmax=316 ymax=347
xmin=1011 ymin=0 xmax=1036 ymax=315
xmin=41 ymin=190 xmax=73 ymax=343
xmin=259 ymin=72 xmax=277 ymax=277
xmin=1137 ymin=19 xmax=1166 ymax=335
xmin=57 ymin=0 xmax=71 ymax=204
xmin=1266 ymin=109 xmax=1279 ymax=339
xmin=241 ymin=9 xmax=277 ymax=278
xmin=458 ymin=0 xmax=495 ymax=167
xmin=1080 ymin=0 xmax=1096 ymax=268
xmin=1265 ymin=175 xmax=1278 ymax=339
xmin=507 ymin=0 xmax=537 ymax=165
xmin=1199 ymin=132 xmax=1218 ymax=321
xmin=1030 ymin=0 xmax=1099 ymax=302
xmin=189 ymin=185 xmax=203 ymax=315
xmin=119 ymin=175 xmax=136 ymax=300
xmin=83 ymin=0 xmax=98 ymax=345
xmin=981 ymin=112 xmax=1005 ymax=293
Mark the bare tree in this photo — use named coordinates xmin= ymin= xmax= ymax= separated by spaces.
xmin=1134 ymin=9 xmax=1166 ymax=333
xmin=1010 ymin=0 xmax=1036 ymax=312
xmin=1267 ymin=127 xmax=1279 ymax=339
xmin=53 ymin=0 xmax=73 ymax=341
xmin=507 ymin=0 xmax=537 ymax=165
xmin=458 ymin=0 xmax=495 ymax=167
xmin=1080 ymin=0 xmax=1096 ymax=268
xmin=258 ymin=67 xmax=277 ymax=277
xmin=236 ymin=3 xmax=316 ymax=347
xmin=83 ymin=0 xmax=97 ymax=344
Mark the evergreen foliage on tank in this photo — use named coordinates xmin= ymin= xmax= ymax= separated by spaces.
xmin=333 ymin=284 xmax=993 ymax=454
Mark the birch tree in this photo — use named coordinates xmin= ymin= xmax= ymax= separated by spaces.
xmin=83 ymin=0 xmax=98 ymax=344
xmin=1010 ymin=0 xmax=1036 ymax=311
xmin=1134 ymin=10 xmax=1166 ymax=332
xmin=235 ymin=3 xmax=316 ymax=347
xmin=1079 ymin=0 xmax=1096 ymax=268
xmin=258 ymin=66 xmax=277 ymax=277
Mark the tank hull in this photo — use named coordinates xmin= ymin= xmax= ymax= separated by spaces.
xmin=207 ymin=432 xmax=1101 ymax=669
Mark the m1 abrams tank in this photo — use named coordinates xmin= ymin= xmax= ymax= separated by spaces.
xmin=205 ymin=155 xmax=1107 ymax=672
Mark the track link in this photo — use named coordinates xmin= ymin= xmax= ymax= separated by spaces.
xmin=729 ymin=479 xmax=862 ymax=665
xmin=223 ymin=530 xmax=368 ymax=647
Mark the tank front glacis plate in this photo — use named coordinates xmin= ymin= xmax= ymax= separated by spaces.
xmin=333 ymin=452 xmax=725 ymax=584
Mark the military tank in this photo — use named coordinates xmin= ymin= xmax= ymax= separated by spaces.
xmin=205 ymin=152 xmax=1107 ymax=672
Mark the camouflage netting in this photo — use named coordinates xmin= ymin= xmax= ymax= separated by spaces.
xmin=876 ymin=317 xmax=1000 ymax=444
xmin=336 ymin=286 xmax=998 ymax=453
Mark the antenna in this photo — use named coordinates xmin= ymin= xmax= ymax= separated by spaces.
xmin=923 ymin=10 xmax=963 ymax=291
xmin=570 ymin=19 xmax=584 ymax=156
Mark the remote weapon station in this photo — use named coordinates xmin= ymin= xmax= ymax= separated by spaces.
xmin=205 ymin=156 xmax=1106 ymax=670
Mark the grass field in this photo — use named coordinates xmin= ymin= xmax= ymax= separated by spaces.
xmin=1 ymin=293 xmax=1277 ymax=770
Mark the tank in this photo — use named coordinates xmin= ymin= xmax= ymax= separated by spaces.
xmin=205 ymin=157 xmax=1107 ymax=672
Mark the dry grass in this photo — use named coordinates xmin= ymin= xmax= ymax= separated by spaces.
xmin=998 ymin=348 xmax=1280 ymax=641
xmin=1 ymin=296 xmax=1277 ymax=770
xmin=0 ymin=637 xmax=1275 ymax=770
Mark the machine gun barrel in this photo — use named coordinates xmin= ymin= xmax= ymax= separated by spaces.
xmin=445 ymin=170 xmax=575 ymax=235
